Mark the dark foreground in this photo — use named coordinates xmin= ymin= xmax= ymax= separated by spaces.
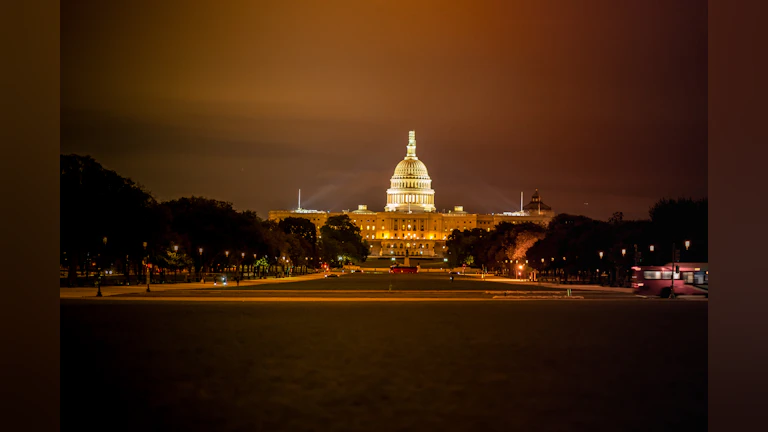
xmin=61 ymin=300 xmax=706 ymax=431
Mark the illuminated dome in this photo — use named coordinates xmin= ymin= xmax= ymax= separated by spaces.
xmin=385 ymin=131 xmax=436 ymax=212
xmin=393 ymin=159 xmax=430 ymax=177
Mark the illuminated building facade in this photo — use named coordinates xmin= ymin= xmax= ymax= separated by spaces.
xmin=269 ymin=131 xmax=554 ymax=258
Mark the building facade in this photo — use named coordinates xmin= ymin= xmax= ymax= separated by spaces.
xmin=268 ymin=131 xmax=554 ymax=258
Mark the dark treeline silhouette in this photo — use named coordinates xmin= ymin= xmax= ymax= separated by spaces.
xmin=60 ymin=154 xmax=367 ymax=286
xmin=446 ymin=199 xmax=707 ymax=286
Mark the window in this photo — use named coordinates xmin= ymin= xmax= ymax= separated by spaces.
xmin=660 ymin=271 xmax=680 ymax=280
xmin=643 ymin=271 xmax=661 ymax=280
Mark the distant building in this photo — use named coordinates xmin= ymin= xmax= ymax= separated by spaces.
xmin=269 ymin=131 xmax=554 ymax=258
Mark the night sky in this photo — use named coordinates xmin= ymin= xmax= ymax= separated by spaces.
xmin=61 ymin=0 xmax=706 ymax=221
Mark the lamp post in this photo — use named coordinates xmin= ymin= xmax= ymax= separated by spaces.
xmin=144 ymin=241 xmax=150 ymax=292
xmin=685 ymin=240 xmax=691 ymax=250
xmin=241 ymin=252 xmax=245 ymax=281
xmin=598 ymin=251 xmax=604 ymax=285
xmin=96 ymin=236 xmax=107 ymax=297
xmin=173 ymin=245 xmax=179 ymax=282
xmin=225 ymin=250 xmax=230 ymax=273
xmin=198 ymin=247 xmax=203 ymax=281
xmin=669 ymin=242 xmax=679 ymax=299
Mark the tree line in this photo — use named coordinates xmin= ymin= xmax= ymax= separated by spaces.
xmin=446 ymin=199 xmax=707 ymax=285
xmin=60 ymin=154 xmax=368 ymax=285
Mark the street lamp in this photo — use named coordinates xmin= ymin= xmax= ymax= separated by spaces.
xmin=225 ymin=250 xmax=230 ymax=272
xmin=198 ymin=247 xmax=203 ymax=281
xmin=173 ymin=245 xmax=180 ymax=282
xmin=685 ymin=240 xmax=691 ymax=250
xmin=144 ymin=241 xmax=150 ymax=292
xmin=97 ymin=237 xmax=107 ymax=297
xmin=599 ymin=251 xmax=604 ymax=259
xmin=649 ymin=245 xmax=655 ymax=252
xmin=621 ymin=249 xmax=626 ymax=257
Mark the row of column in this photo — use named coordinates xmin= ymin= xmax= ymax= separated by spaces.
xmin=390 ymin=194 xmax=434 ymax=204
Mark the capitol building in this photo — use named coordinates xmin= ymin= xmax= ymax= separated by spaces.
xmin=268 ymin=131 xmax=553 ymax=258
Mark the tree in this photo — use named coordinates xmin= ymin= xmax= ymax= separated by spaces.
xmin=60 ymin=154 xmax=157 ymax=286
xmin=648 ymin=197 xmax=708 ymax=263
xmin=319 ymin=215 xmax=368 ymax=267
xmin=279 ymin=217 xmax=319 ymax=268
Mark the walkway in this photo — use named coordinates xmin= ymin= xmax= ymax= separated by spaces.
xmin=60 ymin=273 xmax=327 ymax=298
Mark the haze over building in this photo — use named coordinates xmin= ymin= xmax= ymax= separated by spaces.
xmin=269 ymin=131 xmax=553 ymax=258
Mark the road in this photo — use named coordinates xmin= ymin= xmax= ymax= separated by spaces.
xmin=60 ymin=272 xmax=668 ymax=301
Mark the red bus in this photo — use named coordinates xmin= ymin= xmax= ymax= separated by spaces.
xmin=631 ymin=262 xmax=708 ymax=297
xmin=389 ymin=265 xmax=419 ymax=274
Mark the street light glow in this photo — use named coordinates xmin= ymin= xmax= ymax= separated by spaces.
xmin=685 ymin=240 xmax=691 ymax=250
xmin=599 ymin=251 xmax=604 ymax=259
xmin=650 ymin=245 xmax=655 ymax=252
